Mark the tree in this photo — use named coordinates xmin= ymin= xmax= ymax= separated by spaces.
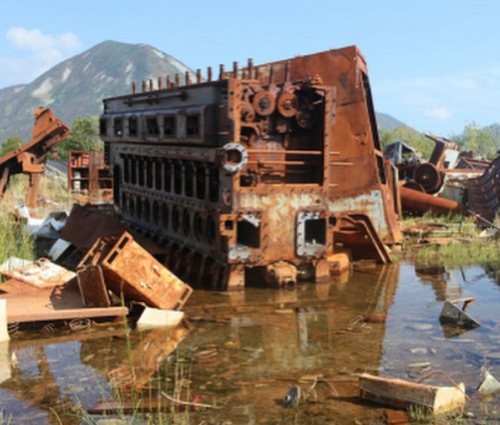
xmin=58 ymin=116 xmax=103 ymax=158
xmin=453 ymin=122 xmax=499 ymax=159
xmin=379 ymin=127 xmax=434 ymax=159
xmin=0 ymin=136 xmax=23 ymax=157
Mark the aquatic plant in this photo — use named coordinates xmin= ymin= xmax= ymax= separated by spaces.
xmin=407 ymin=404 xmax=433 ymax=424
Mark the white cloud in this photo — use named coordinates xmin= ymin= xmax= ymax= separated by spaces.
xmin=425 ymin=107 xmax=452 ymax=121
xmin=373 ymin=67 xmax=500 ymax=133
xmin=0 ymin=27 xmax=82 ymax=87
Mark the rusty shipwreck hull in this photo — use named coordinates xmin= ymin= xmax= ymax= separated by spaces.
xmin=100 ymin=46 xmax=400 ymax=290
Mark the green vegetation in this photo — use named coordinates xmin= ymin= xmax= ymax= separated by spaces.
xmin=380 ymin=126 xmax=435 ymax=159
xmin=402 ymin=213 xmax=500 ymax=269
xmin=452 ymin=122 xmax=499 ymax=159
xmin=0 ymin=136 xmax=23 ymax=157
xmin=407 ymin=404 xmax=433 ymax=424
xmin=0 ymin=177 xmax=35 ymax=267
xmin=58 ymin=116 xmax=103 ymax=159
xmin=415 ymin=238 xmax=500 ymax=269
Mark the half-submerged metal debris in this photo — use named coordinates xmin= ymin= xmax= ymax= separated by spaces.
xmin=100 ymin=46 xmax=401 ymax=289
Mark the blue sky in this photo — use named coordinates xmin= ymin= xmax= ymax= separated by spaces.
xmin=0 ymin=0 xmax=499 ymax=135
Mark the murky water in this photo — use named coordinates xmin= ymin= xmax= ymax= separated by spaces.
xmin=1 ymin=262 xmax=499 ymax=424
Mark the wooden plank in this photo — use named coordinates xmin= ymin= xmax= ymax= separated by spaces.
xmin=359 ymin=373 xmax=465 ymax=415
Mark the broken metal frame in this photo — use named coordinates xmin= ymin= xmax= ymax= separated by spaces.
xmin=0 ymin=107 xmax=71 ymax=207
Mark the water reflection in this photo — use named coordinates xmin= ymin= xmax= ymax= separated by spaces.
xmin=0 ymin=263 xmax=498 ymax=424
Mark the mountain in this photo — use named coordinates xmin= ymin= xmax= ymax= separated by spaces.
xmin=0 ymin=40 xmax=194 ymax=140
xmin=376 ymin=112 xmax=410 ymax=131
xmin=0 ymin=40 xmax=411 ymax=142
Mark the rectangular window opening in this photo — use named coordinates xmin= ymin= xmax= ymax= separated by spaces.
xmin=305 ymin=219 xmax=326 ymax=245
xmin=186 ymin=115 xmax=200 ymax=136
xmin=146 ymin=117 xmax=159 ymax=136
xmin=164 ymin=116 xmax=176 ymax=136
xmin=237 ymin=221 xmax=260 ymax=248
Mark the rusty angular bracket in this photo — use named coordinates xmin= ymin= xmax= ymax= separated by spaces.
xmin=0 ymin=107 xmax=71 ymax=207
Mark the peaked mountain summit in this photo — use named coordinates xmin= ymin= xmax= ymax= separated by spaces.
xmin=0 ymin=40 xmax=194 ymax=140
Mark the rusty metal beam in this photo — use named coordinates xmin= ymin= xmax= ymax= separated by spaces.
xmin=0 ymin=107 xmax=71 ymax=207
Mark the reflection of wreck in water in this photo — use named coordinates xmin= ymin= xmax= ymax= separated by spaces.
xmin=0 ymin=325 xmax=190 ymax=422
xmin=415 ymin=265 xmax=462 ymax=301
xmin=0 ymin=266 xmax=400 ymax=423
xmin=100 ymin=46 xmax=402 ymax=290
xmin=181 ymin=264 xmax=401 ymax=422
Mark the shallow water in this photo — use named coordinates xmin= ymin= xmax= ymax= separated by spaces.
xmin=1 ymin=262 xmax=499 ymax=424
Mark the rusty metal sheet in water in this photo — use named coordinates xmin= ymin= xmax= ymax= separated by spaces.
xmin=0 ymin=279 xmax=127 ymax=324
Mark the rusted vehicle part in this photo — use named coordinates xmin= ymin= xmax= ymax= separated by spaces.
xmin=408 ymin=135 xmax=460 ymax=195
xmin=456 ymin=151 xmax=491 ymax=170
xmin=0 ymin=279 xmax=127 ymax=324
xmin=333 ymin=214 xmax=391 ymax=264
xmin=400 ymin=186 xmax=459 ymax=215
xmin=68 ymin=150 xmax=113 ymax=201
xmin=0 ymin=107 xmax=71 ymax=207
xmin=61 ymin=204 xmax=127 ymax=252
xmin=79 ymin=232 xmax=193 ymax=310
xmin=466 ymin=155 xmax=500 ymax=223
xmin=101 ymin=46 xmax=401 ymax=289
xmin=2 ymin=258 xmax=75 ymax=289
xmin=383 ymin=141 xmax=420 ymax=180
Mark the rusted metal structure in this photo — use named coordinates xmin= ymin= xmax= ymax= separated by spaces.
xmin=100 ymin=46 xmax=401 ymax=290
xmin=68 ymin=150 xmax=113 ymax=201
xmin=467 ymin=155 xmax=500 ymax=223
xmin=0 ymin=107 xmax=71 ymax=207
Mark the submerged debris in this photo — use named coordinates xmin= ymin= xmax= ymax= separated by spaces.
xmin=282 ymin=384 xmax=301 ymax=408
xmin=439 ymin=297 xmax=480 ymax=330
xmin=476 ymin=367 xmax=500 ymax=397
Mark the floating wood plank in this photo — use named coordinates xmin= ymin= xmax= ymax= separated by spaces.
xmin=359 ymin=373 xmax=465 ymax=415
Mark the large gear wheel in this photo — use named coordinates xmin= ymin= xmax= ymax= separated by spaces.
xmin=253 ymin=91 xmax=276 ymax=116
xmin=277 ymin=92 xmax=298 ymax=118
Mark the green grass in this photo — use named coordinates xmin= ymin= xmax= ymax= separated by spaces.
xmin=401 ymin=212 xmax=500 ymax=269
xmin=415 ymin=239 xmax=500 ymax=269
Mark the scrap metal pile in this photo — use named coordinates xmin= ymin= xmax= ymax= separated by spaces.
xmin=0 ymin=204 xmax=193 ymax=332
xmin=384 ymin=134 xmax=500 ymax=222
xmin=100 ymin=46 xmax=402 ymax=290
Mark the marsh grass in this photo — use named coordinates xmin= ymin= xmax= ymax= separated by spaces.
xmin=0 ymin=173 xmax=74 ymax=268
xmin=402 ymin=212 xmax=500 ymax=269
xmin=415 ymin=238 xmax=500 ymax=269
xmin=407 ymin=404 xmax=433 ymax=423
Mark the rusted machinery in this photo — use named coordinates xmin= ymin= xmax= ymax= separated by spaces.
xmin=0 ymin=107 xmax=71 ymax=207
xmin=68 ymin=150 xmax=113 ymax=201
xmin=467 ymin=156 xmax=500 ymax=224
xmin=100 ymin=46 xmax=402 ymax=290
